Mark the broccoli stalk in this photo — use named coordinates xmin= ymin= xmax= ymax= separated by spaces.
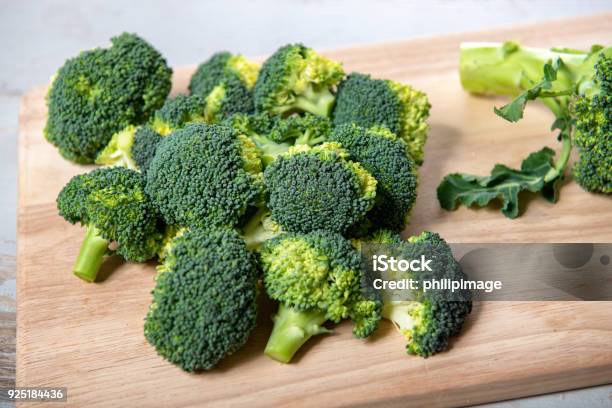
xmin=438 ymin=42 xmax=611 ymax=218
xmin=292 ymin=86 xmax=336 ymax=118
xmin=94 ymin=125 xmax=138 ymax=169
xmin=73 ymin=226 xmax=109 ymax=282
xmin=264 ymin=304 xmax=329 ymax=363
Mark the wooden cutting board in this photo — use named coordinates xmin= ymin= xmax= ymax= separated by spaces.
xmin=17 ymin=13 xmax=612 ymax=407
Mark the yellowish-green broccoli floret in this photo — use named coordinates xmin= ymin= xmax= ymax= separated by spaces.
xmin=260 ymin=231 xmax=381 ymax=363
xmin=56 ymin=167 xmax=163 ymax=282
xmin=253 ymin=44 xmax=344 ymax=117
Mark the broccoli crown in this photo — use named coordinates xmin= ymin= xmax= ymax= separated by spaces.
xmin=144 ymin=228 xmax=258 ymax=371
xmin=150 ymin=94 xmax=207 ymax=135
xmin=330 ymin=125 xmax=418 ymax=232
xmin=132 ymin=126 xmax=163 ymax=175
xmin=572 ymin=53 xmax=612 ymax=193
xmin=378 ymin=231 xmax=472 ymax=357
xmin=189 ymin=51 xmax=260 ymax=96
xmin=57 ymin=166 xmax=162 ymax=262
xmin=260 ymin=231 xmax=381 ymax=337
xmin=145 ymin=123 xmax=263 ymax=229
xmin=45 ymin=32 xmax=172 ymax=163
xmin=263 ymin=143 xmax=377 ymax=234
xmin=204 ymin=77 xmax=256 ymax=122
xmin=332 ymin=73 xmax=431 ymax=165
xmin=253 ymin=44 xmax=344 ymax=117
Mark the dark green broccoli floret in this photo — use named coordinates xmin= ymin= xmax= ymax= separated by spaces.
xmin=57 ymin=167 xmax=163 ymax=282
xmin=572 ymin=54 xmax=611 ymax=193
xmin=189 ymin=52 xmax=260 ymax=122
xmin=263 ymin=143 xmax=377 ymax=234
xmin=189 ymin=51 xmax=259 ymax=96
xmin=132 ymin=127 xmax=163 ymax=175
xmin=332 ymin=73 xmax=430 ymax=164
xmin=144 ymin=228 xmax=258 ymax=371
xmin=253 ymin=44 xmax=344 ymax=117
xmin=260 ymin=231 xmax=381 ymax=363
xmin=223 ymin=112 xmax=331 ymax=165
xmin=330 ymin=125 xmax=418 ymax=233
xmin=149 ymin=94 xmax=207 ymax=135
xmin=370 ymin=231 xmax=472 ymax=357
xmin=145 ymin=123 xmax=263 ymax=229
xmin=45 ymin=32 xmax=172 ymax=163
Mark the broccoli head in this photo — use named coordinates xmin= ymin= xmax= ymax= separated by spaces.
xmin=263 ymin=143 xmax=377 ymax=234
xmin=45 ymin=32 xmax=172 ymax=163
xmin=369 ymin=231 xmax=472 ymax=357
xmin=189 ymin=52 xmax=260 ymax=122
xmin=57 ymin=167 xmax=163 ymax=282
xmin=572 ymin=53 xmax=611 ymax=193
xmin=150 ymin=94 xmax=207 ymax=136
xmin=332 ymin=73 xmax=431 ymax=164
xmin=331 ymin=125 xmax=418 ymax=233
xmin=145 ymin=123 xmax=264 ymax=229
xmin=144 ymin=228 xmax=258 ymax=371
xmin=260 ymin=231 xmax=381 ymax=363
xmin=253 ymin=44 xmax=344 ymax=117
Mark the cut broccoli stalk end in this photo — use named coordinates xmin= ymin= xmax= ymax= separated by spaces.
xmin=292 ymin=86 xmax=335 ymax=118
xmin=73 ymin=225 xmax=109 ymax=283
xmin=264 ymin=304 xmax=329 ymax=363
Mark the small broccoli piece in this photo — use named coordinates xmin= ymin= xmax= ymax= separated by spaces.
xmin=223 ymin=112 xmax=332 ymax=165
xmin=131 ymin=127 xmax=163 ymax=175
xmin=263 ymin=143 xmax=377 ymax=234
xmin=56 ymin=167 xmax=162 ymax=282
xmin=253 ymin=44 xmax=344 ymax=117
xmin=144 ymin=228 xmax=258 ymax=371
xmin=330 ymin=125 xmax=418 ymax=233
xmin=150 ymin=94 xmax=207 ymax=136
xmin=189 ymin=51 xmax=259 ymax=96
xmin=260 ymin=231 xmax=381 ymax=363
xmin=45 ymin=32 xmax=172 ymax=163
xmin=189 ymin=52 xmax=260 ymax=122
xmin=145 ymin=123 xmax=263 ymax=229
xmin=369 ymin=231 xmax=472 ymax=357
xmin=332 ymin=73 xmax=431 ymax=164
xmin=572 ymin=54 xmax=611 ymax=193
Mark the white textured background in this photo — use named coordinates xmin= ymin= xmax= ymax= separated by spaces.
xmin=1 ymin=1 xmax=611 ymax=406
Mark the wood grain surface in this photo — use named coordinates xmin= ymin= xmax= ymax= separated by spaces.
xmin=17 ymin=13 xmax=612 ymax=407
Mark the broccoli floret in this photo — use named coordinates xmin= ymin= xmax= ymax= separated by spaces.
xmin=441 ymin=42 xmax=611 ymax=214
xmin=45 ymin=32 xmax=172 ymax=163
xmin=330 ymin=125 xmax=418 ymax=233
xmin=370 ymin=231 xmax=472 ymax=357
xmin=150 ymin=94 xmax=207 ymax=135
xmin=260 ymin=231 xmax=381 ymax=363
xmin=189 ymin=52 xmax=259 ymax=122
xmin=263 ymin=143 xmax=377 ymax=234
xmin=131 ymin=127 xmax=163 ymax=175
xmin=144 ymin=228 xmax=258 ymax=371
xmin=94 ymin=125 xmax=139 ymax=170
xmin=253 ymin=44 xmax=344 ymax=117
xmin=145 ymin=123 xmax=263 ymax=229
xmin=189 ymin=51 xmax=259 ymax=96
xmin=332 ymin=73 xmax=431 ymax=165
xmin=572 ymin=54 xmax=611 ymax=193
xmin=56 ymin=167 xmax=162 ymax=282
xmin=223 ymin=112 xmax=331 ymax=165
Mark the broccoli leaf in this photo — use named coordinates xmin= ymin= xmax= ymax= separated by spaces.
xmin=437 ymin=147 xmax=562 ymax=219
xmin=493 ymin=60 xmax=562 ymax=122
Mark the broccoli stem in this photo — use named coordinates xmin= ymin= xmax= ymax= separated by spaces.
xmin=293 ymin=87 xmax=335 ymax=117
xmin=242 ymin=207 xmax=278 ymax=251
xmin=544 ymin=132 xmax=572 ymax=183
xmin=459 ymin=42 xmax=587 ymax=115
xmin=250 ymin=135 xmax=291 ymax=166
xmin=73 ymin=225 xmax=109 ymax=282
xmin=264 ymin=304 xmax=329 ymax=363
